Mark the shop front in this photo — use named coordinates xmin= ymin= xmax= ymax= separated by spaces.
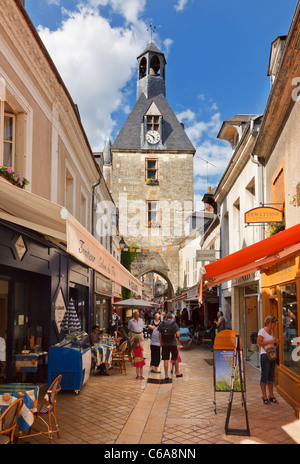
xmin=0 ymin=219 xmax=68 ymax=383
xmin=232 ymin=272 xmax=261 ymax=365
xmin=201 ymin=222 xmax=300 ymax=416
xmin=261 ymin=255 xmax=300 ymax=416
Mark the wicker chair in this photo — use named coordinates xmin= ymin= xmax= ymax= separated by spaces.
xmin=18 ymin=374 xmax=62 ymax=444
xmin=110 ymin=341 xmax=127 ymax=375
xmin=124 ymin=341 xmax=133 ymax=366
xmin=0 ymin=398 xmax=24 ymax=444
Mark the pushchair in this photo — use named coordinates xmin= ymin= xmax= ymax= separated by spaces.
xmin=178 ymin=327 xmax=192 ymax=348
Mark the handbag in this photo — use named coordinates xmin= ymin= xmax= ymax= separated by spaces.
xmin=266 ymin=345 xmax=277 ymax=361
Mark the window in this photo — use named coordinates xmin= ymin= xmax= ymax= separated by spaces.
xmin=147 ymin=201 xmax=159 ymax=227
xmin=147 ymin=116 xmax=160 ymax=132
xmin=146 ymin=159 xmax=158 ymax=181
xmin=0 ymin=102 xmax=15 ymax=168
xmin=281 ymin=283 xmax=298 ymax=375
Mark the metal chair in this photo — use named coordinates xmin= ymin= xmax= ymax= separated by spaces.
xmin=110 ymin=341 xmax=127 ymax=375
xmin=18 ymin=374 xmax=62 ymax=444
xmin=0 ymin=398 xmax=24 ymax=444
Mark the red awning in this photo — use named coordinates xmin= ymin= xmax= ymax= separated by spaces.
xmin=167 ymin=292 xmax=187 ymax=303
xmin=202 ymin=223 xmax=300 ymax=290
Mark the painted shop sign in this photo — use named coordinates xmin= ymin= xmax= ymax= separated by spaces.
xmin=66 ymin=215 xmax=142 ymax=296
xmin=245 ymin=207 xmax=283 ymax=224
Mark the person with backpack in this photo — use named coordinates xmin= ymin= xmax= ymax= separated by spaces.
xmin=110 ymin=309 xmax=120 ymax=336
xmin=158 ymin=312 xmax=183 ymax=382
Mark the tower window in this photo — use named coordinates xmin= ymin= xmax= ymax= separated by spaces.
xmin=146 ymin=159 xmax=158 ymax=180
xmin=147 ymin=201 xmax=159 ymax=227
xmin=139 ymin=57 xmax=147 ymax=79
xmin=147 ymin=116 xmax=160 ymax=132
xmin=150 ymin=55 xmax=160 ymax=76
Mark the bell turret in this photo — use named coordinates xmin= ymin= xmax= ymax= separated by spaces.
xmin=136 ymin=41 xmax=166 ymax=101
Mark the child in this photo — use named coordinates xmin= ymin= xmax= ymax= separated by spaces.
xmin=132 ymin=337 xmax=145 ymax=379
xmin=170 ymin=342 xmax=183 ymax=374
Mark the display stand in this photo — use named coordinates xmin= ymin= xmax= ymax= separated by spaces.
xmin=224 ymin=334 xmax=250 ymax=436
xmin=213 ymin=330 xmax=250 ymax=436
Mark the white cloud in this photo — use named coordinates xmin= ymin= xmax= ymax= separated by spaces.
xmin=38 ymin=4 xmax=148 ymax=150
xmin=174 ymin=0 xmax=190 ymax=12
xmin=85 ymin=0 xmax=147 ymax=24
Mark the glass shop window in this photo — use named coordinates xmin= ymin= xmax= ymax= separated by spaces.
xmin=281 ymin=283 xmax=299 ymax=375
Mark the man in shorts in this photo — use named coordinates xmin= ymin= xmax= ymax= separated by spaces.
xmin=158 ymin=312 xmax=182 ymax=381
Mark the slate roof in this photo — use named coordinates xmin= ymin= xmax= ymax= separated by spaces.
xmin=111 ymin=92 xmax=195 ymax=153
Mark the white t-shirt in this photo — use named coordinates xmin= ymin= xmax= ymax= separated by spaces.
xmin=258 ymin=328 xmax=275 ymax=354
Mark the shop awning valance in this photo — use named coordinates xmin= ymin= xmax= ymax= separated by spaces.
xmin=0 ymin=178 xmax=143 ymax=296
xmin=199 ymin=223 xmax=300 ymax=300
xmin=166 ymin=292 xmax=187 ymax=303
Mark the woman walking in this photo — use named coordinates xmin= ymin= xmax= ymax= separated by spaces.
xmin=148 ymin=312 xmax=161 ymax=373
xmin=257 ymin=315 xmax=280 ymax=405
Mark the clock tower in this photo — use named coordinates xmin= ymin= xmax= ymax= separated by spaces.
xmin=109 ymin=40 xmax=196 ymax=299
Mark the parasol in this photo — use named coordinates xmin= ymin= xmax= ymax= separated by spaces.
xmin=60 ymin=299 xmax=81 ymax=332
xmin=112 ymin=298 xmax=155 ymax=309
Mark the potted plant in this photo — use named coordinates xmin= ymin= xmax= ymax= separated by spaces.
xmin=148 ymin=221 xmax=159 ymax=228
xmin=0 ymin=167 xmax=29 ymax=189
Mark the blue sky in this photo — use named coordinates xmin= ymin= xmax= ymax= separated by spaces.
xmin=25 ymin=0 xmax=298 ymax=209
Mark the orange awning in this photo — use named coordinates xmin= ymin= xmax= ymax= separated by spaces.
xmin=201 ymin=223 xmax=300 ymax=292
xmin=166 ymin=292 xmax=187 ymax=303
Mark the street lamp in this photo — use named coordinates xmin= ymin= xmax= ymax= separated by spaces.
xmin=119 ymin=236 xmax=126 ymax=250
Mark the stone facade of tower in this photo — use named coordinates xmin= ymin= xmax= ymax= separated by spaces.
xmin=109 ymin=41 xmax=195 ymax=297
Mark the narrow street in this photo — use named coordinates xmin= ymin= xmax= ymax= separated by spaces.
xmin=22 ymin=339 xmax=300 ymax=445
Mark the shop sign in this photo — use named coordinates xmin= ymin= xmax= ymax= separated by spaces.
xmin=66 ymin=215 xmax=142 ymax=296
xmin=232 ymin=272 xmax=258 ymax=286
xmin=268 ymin=259 xmax=296 ymax=285
xmin=196 ymin=249 xmax=216 ymax=262
xmin=245 ymin=207 xmax=283 ymax=224
xmin=14 ymin=235 xmax=27 ymax=261
xmin=53 ymin=288 xmax=66 ymax=333
xmin=213 ymin=330 xmax=245 ymax=393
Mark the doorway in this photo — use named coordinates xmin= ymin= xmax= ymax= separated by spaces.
xmin=94 ymin=295 xmax=110 ymax=332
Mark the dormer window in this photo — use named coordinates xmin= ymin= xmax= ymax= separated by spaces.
xmin=147 ymin=116 xmax=160 ymax=132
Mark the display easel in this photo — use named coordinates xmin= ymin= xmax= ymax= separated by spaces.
xmin=212 ymin=330 xmax=250 ymax=436
xmin=224 ymin=334 xmax=250 ymax=436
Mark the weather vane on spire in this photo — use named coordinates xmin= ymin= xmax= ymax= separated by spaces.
xmin=147 ymin=23 xmax=156 ymax=42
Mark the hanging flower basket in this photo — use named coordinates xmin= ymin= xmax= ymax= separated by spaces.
xmin=0 ymin=167 xmax=29 ymax=189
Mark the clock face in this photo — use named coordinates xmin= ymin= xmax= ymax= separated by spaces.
xmin=146 ymin=130 xmax=160 ymax=144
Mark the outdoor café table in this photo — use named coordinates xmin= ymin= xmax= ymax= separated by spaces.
xmin=0 ymin=383 xmax=39 ymax=432
xmin=91 ymin=341 xmax=116 ymax=374
xmin=15 ymin=351 xmax=48 ymax=382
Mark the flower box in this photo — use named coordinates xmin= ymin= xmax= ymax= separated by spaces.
xmin=146 ymin=178 xmax=159 ymax=185
xmin=148 ymin=221 xmax=160 ymax=228
xmin=0 ymin=167 xmax=29 ymax=189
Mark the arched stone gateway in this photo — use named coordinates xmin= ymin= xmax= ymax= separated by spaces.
xmin=130 ymin=250 xmax=177 ymax=300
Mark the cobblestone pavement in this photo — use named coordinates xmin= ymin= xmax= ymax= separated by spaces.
xmin=20 ymin=339 xmax=300 ymax=445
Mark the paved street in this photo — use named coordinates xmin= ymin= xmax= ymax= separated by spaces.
xmin=22 ymin=339 xmax=300 ymax=445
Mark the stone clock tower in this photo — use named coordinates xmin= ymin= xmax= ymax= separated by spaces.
xmin=108 ymin=40 xmax=195 ymax=298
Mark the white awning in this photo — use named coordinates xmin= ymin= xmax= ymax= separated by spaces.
xmin=0 ymin=178 xmax=142 ymax=296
